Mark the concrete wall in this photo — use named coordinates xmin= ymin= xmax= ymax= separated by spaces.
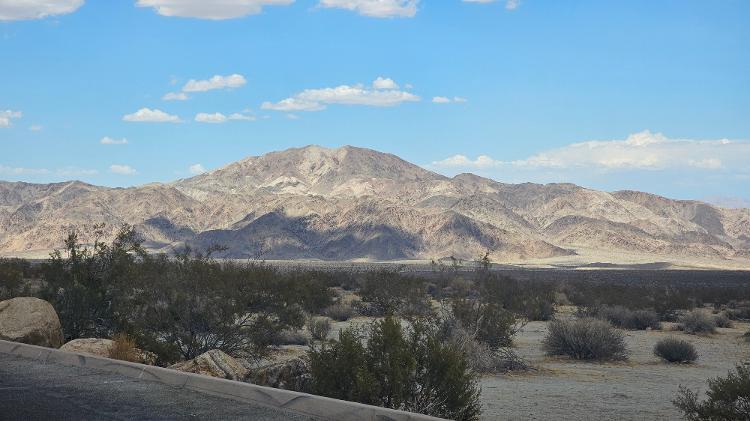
xmin=0 ymin=339 xmax=446 ymax=421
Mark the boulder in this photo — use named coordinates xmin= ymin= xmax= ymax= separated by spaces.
xmin=169 ymin=350 xmax=248 ymax=381
xmin=0 ymin=297 xmax=64 ymax=348
xmin=60 ymin=338 xmax=157 ymax=365
xmin=251 ymin=357 xmax=309 ymax=391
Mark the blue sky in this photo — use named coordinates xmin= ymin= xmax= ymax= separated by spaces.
xmin=1 ymin=0 xmax=748 ymax=203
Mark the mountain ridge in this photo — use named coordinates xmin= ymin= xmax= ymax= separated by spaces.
xmin=1 ymin=145 xmax=748 ymax=268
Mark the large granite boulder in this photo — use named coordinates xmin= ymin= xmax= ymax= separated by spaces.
xmin=60 ymin=338 xmax=157 ymax=365
xmin=169 ymin=350 xmax=248 ymax=381
xmin=0 ymin=297 xmax=64 ymax=348
xmin=251 ymin=357 xmax=309 ymax=391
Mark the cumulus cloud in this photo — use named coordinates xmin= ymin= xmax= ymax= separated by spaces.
xmin=182 ymin=74 xmax=246 ymax=92
xmin=318 ymin=0 xmax=418 ymax=18
xmin=100 ymin=136 xmax=128 ymax=145
xmin=195 ymin=112 xmax=228 ymax=124
xmin=123 ymin=108 xmax=181 ymax=123
xmin=0 ymin=110 xmax=22 ymax=128
xmin=505 ymin=0 xmax=521 ymax=10
xmin=0 ymin=0 xmax=84 ymax=21
xmin=136 ymin=0 xmax=294 ymax=20
xmin=432 ymin=96 xmax=451 ymax=104
xmin=189 ymin=164 xmax=207 ymax=175
xmin=262 ymin=78 xmax=419 ymax=112
xmin=162 ymin=92 xmax=189 ymax=101
xmin=110 ymin=164 xmax=137 ymax=175
xmin=228 ymin=111 xmax=256 ymax=121
xmin=373 ymin=77 xmax=399 ymax=90
xmin=431 ymin=131 xmax=749 ymax=172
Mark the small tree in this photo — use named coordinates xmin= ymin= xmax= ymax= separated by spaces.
xmin=673 ymin=364 xmax=750 ymax=420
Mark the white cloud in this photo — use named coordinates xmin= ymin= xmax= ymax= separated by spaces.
xmin=453 ymin=96 xmax=468 ymax=103
xmin=123 ymin=108 xmax=181 ymax=123
xmin=505 ymin=0 xmax=521 ymax=10
xmin=182 ymin=74 xmax=246 ymax=93
xmin=162 ymin=92 xmax=189 ymax=101
xmin=136 ymin=0 xmax=294 ymax=20
xmin=228 ymin=112 xmax=256 ymax=121
xmin=373 ymin=77 xmax=399 ymax=90
xmin=195 ymin=112 xmax=228 ymax=123
xmin=318 ymin=0 xmax=418 ymax=18
xmin=100 ymin=136 xmax=128 ymax=145
xmin=262 ymin=80 xmax=419 ymax=112
xmin=0 ymin=165 xmax=49 ymax=175
xmin=431 ymin=131 xmax=750 ymax=172
xmin=0 ymin=0 xmax=83 ymax=21
xmin=189 ymin=164 xmax=207 ymax=175
xmin=29 ymin=125 xmax=43 ymax=131
xmin=110 ymin=164 xmax=137 ymax=175
xmin=0 ymin=110 xmax=22 ymax=128
xmin=56 ymin=167 xmax=98 ymax=177
xmin=432 ymin=96 xmax=451 ymax=104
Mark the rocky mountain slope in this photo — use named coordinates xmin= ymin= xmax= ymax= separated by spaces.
xmin=1 ymin=145 xmax=749 ymax=266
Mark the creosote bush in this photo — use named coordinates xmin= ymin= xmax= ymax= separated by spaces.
xmin=713 ymin=312 xmax=733 ymax=328
xmin=673 ymin=363 xmax=750 ymax=420
xmin=307 ymin=317 xmax=482 ymax=421
xmin=679 ymin=310 xmax=717 ymax=334
xmin=653 ymin=337 xmax=698 ymax=363
xmin=323 ymin=301 xmax=356 ymax=321
xmin=595 ymin=305 xmax=661 ymax=330
xmin=542 ymin=318 xmax=628 ymax=361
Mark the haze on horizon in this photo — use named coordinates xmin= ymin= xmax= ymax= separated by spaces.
xmin=1 ymin=0 xmax=749 ymax=205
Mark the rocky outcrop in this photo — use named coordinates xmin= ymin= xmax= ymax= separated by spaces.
xmin=250 ymin=357 xmax=309 ymax=392
xmin=169 ymin=350 xmax=248 ymax=381
xmin=0 ymin=297 xmax=63 ymax=348
xmin=60 ymin=338 xmax=157 ymax=365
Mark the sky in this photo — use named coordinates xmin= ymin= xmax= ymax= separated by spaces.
xmin=1 ymin=0 xmax=749 ymax=204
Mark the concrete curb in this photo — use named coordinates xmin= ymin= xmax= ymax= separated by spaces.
xmin=0 ymin=340 xmax=445 ymax=421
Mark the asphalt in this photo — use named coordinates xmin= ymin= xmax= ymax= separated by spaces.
xmin=0 ymin=354 xmax=316 ymax=421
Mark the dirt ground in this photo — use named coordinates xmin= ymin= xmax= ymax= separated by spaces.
xmin=480 ymin=320 xmax=750 ymax=420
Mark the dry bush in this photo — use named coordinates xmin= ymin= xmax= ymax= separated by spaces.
xmin=597 ymin=305 xmax=661 ymax=330
xmin=713 ymin=312 xmax=733 ymax=328
xmin=308 ymin=316 xmax=333 ymax=341
xmin=543 ymin=318 xmax=628 ymax=361
xmin=273 ymin=329 xmax=311 ymax=346
xmin=653 ymin=337 xmax=698 ymax=363
xmin=109 ymin=333 xmax=139 ymax=363
xmin=323 ymin=302 xmax=356 ymax=321
xmin=679 ymin=310 xmax=717 ymax=334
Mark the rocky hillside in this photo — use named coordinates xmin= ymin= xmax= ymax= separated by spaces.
xmin=1 ymin=145 xmax=749 ymax=266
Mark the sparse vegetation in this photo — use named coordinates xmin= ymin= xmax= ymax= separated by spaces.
xmin=109 ymin=333 xmax=139 ymax=363
xmin=543 ymin=318 xmax=628 ymax=361
xmin=713 ymin=312 xmax=733 ymax=328
xmin=679 ymin=310 xmax=717 ymax=334
xmin=592 ymin=305 xmax=661 ymax=330
xmin=653 ymin=337 xmax=698 ymax=363
xmin=323 ymin=301 xmax=356 ymax=321
xmin=673 ymin=364 xmax=750 ymax=420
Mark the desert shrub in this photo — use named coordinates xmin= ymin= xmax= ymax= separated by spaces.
xmin=713 ymin=312 xmax=734 ymax=328
xmin=308 ymin=316 xmax=332 ymax=341
xmin=0 ymin=258 xmax=34 ymax=300
xmin=323 ymin=301 xmax=356 ymax=321
xmin=308 ymin=317 xmax=482 ymax=420
xmin=273 ymin=329 xmax=311 ymax=346
xmin=442 ymin=321 xmax=530 ymax=373
xmin=543 ymin=318 xmax=628 ymax=361
xmin=653 ymin=337 xmax=698 ymax=363
xmin=109 ymin=333 xmax=139 ymax=363
xmin=679 ymin=310 xmax=717 ymax=334
xmin=451 ymin=298 xmax=521 ymax=349
xmin=673 ymin=364 xmax=750 ymax=420
xmin=476 ymin=274 xmax=556 ymax=321
xmin=596 ymin=305 xmax=661 ymax=330
xmin=359 ymin=271 xmax=432 ymax=317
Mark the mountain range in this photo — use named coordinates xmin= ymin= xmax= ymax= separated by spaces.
xmin=1 ymin=145 xmax=749 ymax=268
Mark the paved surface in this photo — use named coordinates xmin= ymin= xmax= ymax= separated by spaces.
xmin=0 ymin=354 xmax=315 ymax=421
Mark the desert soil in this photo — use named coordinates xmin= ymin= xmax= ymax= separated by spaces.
xmin=480 ymin=320 xmax=750 ymax=420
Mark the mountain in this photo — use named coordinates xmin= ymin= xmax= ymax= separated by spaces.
xmin=1 ymin=145 xmax=749 ymax=268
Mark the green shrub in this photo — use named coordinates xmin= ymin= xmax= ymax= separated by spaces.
xmin=451 ymin=298 xmax=520 ymax=349
xmin=673 ymin=364 xmax=750 ymax=420
xmin=308 ymin=317 xmax=482 ymax=420
xmin=679 ymin=310 xmax=717 ymax=334
xmin=307 ymin=316 xmax=332 ymax=341
xmin=653 ymin=337 xmax=698 ymax=363
xmin=543 ymin=318 xmax=628 ymax=361
xmin=359 ymin=271 xmax=432 ymax=317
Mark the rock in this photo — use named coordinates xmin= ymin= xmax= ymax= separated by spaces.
xmin=60 ymin=338 xmax=157 ymax=365
xmin=0 ymin=297 xmax=64 ymax=348
xmin=251 ymin=357 xmax=309 ymax=391
xmin=169 ymin=350 xmax=248 ymax=381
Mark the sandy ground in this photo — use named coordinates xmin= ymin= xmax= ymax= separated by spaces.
xmin=480 ymin=320 xmax=750 ymax=420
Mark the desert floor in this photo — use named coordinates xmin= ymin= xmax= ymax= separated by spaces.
xmin=479 ymin=319 xmax=750 ymax=420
